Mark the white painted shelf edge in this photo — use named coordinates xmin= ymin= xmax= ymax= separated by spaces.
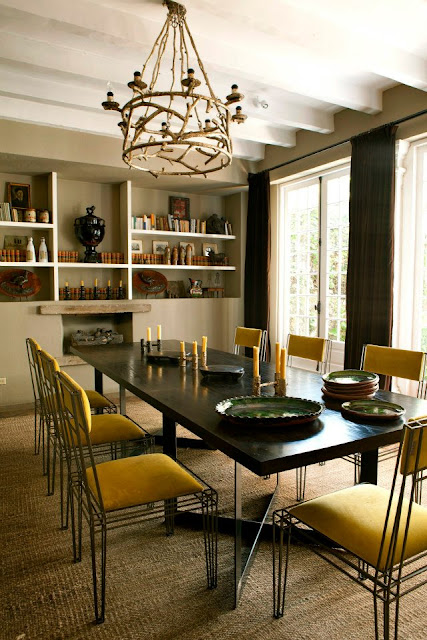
xmin=0 ymin=221 xmax=54 ymax=229
xmin=57 ymin=263 xmax=128 ymax=269
xmin=131 ymin=229 xmax=235 ymax=240
xmin=0 ymin=261 xmax=54 ymax=267
xmin=131 ymin=264 xmax=235 ymax=271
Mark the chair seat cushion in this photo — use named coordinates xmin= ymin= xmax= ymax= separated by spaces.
xmin=85 ymin=389 xmax=115 ymax=410
xmin=79 ymin=414 xmax=146 ymax=446
xmin=86 ymin=453 xmax=204 ymax=511
xmin=289 ymin=483 xmax=427 ymax=570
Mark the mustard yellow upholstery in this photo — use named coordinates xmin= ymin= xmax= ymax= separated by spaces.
xmin=287 ymin=334 xmax=327 ymax=363
xmin=39 ymin=348 xmax=60 ymax=381
xmin=363 ymin=344 xmax=425 ymax=382
xmin=85 ymin=389 xmax=114 ymax=409
xmin=290 ymin=483 xmax=427 ymax=570
xmin=59 ymin=370 xmax=92 ymax=433
xmin=79 ymin=414 xmax=144 ymax=446
xmin=86 ymin=453 xmax=204 ymax=511
xmin=28 ymin=337 xmax=42 ymax=353
xmin=234 ymin=327 xmax=262 ymax=349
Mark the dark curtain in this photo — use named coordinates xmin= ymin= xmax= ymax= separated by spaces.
xmin=244 ymin=171 xmax=270 ymax=356
xmin=344 ymin=125 xmax=397 ymax=381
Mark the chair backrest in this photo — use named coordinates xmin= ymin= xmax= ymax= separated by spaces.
xmin=38 ymin=348 xmax=62 ymax=426
xmin=361 ymin=344 xmax=426 ymax=397
xmin=286 ymin=334 xmax=331 ymax=374
xmin=55 ymin=370 xmax=103 ymax=510
xmin=375 ymin=418 xmax=427 ymax=571
xmin=234 ymin=326 xmax=267 ymax=361
xmin=26 ymin=338 xmax=43 ymax=405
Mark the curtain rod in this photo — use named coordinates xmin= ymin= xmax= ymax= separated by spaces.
xmin=264 ymin=108 xmax=427 ymax=175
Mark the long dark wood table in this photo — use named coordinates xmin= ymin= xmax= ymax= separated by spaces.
xmin=71 ymin=340 xmax=427 ymax=604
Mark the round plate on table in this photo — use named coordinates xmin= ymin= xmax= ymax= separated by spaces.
xmin=341 ymin=399 xmax=405 ymax=421
xmin=200 ymin=365 xmax=244 ymax=380
xmin=216 ymin=396 xmax=323 ymax=426
xmin=322 ymin=370 xmax=379 ymax=385
xmin=321 ymin=386 xmax=377 ymax=401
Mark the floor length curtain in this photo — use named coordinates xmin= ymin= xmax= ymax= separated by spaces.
xmin=344 ymin=125 xmax=397 ymax=379
xmin=244 ymin=171 xmax=270 ymax=355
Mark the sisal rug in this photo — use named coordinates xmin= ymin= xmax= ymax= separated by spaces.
xmin=1 ymin=397 xmax=426 ymax=640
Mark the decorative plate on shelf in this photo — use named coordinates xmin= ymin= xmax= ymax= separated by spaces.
xmin=200 ymin=365 xmax=244 ymax=379
xmin=133 ymin=270 xmax=168 ymax=297
xmin=215 ymin=396 xmax=323 ymax=426
xmin=322 ymin=370 xmax=379 ymax=385
xmin=341 ymin=399 xmax=405 ymax=421
xmin=0 ymin=269 xmax=41 ymax=298
xmin=146 ymin=351 xmax=189 ymax=364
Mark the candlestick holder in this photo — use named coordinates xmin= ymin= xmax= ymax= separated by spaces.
xmin=192 ymin=353 xmax=198 ymax=370
xmin=93 ymin=285 xmax=99 ymax=300
xmin=64 ymin=285 xmax=71 ymax=301
xmin=252 ymin=375 xmax=262 ymax=396
xmin=277 ymin=377 xmax=287 ymax=397
xmin=118 ymin=284 xmax=125 ymax=300
xmin=201 ymin=351 xmax=207 ymax=367
xmin=106 ymin=284 xmax=112 ymax=300
xmin=179 ymin=352 xmax=187 ymax=367
xmin=79 ymin=284 xmax=86 ymax=300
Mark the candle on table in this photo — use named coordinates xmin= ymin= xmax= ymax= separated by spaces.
xmin=280 ymin=348 xmax=286 ymax=380
xmin=157 ymin=325 xmax=162 ymax=340
xmin=253 ymin=346 xmax=259 ymax=378
xmin=275 ymin=342 xmax=281 ymax=374
xmin=202 ymin=336 xmax=207 ymax=354
xmin=180 ymin=341 xmax=185 ymax=354
xmin=147 ymin=327 xmax=151 ymax=341
xmin=193 ymin=340 xmax=197 ymax=355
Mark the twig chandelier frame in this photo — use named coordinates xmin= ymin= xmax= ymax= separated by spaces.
xmin=102 ymin=0 xmax=246 ymax=178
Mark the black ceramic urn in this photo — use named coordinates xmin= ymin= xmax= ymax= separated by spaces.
xmin=74 ymin=205 xmax=106 ymax=263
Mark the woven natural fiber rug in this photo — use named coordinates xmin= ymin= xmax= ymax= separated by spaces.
xmin=1 ymin=397 xmax=426 ymax=639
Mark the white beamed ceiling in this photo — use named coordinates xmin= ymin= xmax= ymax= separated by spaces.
xmin=0 ymin=0 xmax=425 ymax=167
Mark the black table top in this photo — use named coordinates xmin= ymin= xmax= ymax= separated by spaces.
xmin=71 ymin=340 xmax=427 ymax=476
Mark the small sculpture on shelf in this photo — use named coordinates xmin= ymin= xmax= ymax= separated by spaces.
xmin=206 ymin=213 xmax=226 ymax=235
xmin=74 ymin=205 xmax=105 ymax=263
xmin=188 ymin=278 xmax=203 ymax=298
xmin=185 ymin=243 xmax=192 ymax=265
xmin=179 ymin=245 xmax=186 ymax=265
xmin=172 ymin=246 xmax=178 ymax=265
xmin=164 ymin=246 xmax=171 ymax=265
xmin=206 ymin=247 xmax=227 ymax=265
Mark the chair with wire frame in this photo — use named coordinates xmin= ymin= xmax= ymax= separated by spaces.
xmin=286 ymin=334 xmax=332 ymax=501
xmin=273 ymin=416 xmax=427 ymax=640
xmin=54 ymin=368 xmax=218 ymax=624
xmin=234 ymin=326 xmax=267 ymax=361
xmin=38 ymin=349 xmax=153 ymax=530
xmin=346 ymin=344 xmax=427 ymax=483
xmin=26 ymin=338 xmax=46 ymax=465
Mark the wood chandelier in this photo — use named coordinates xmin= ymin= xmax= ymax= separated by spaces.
xmin=102 ymin=0 xmax=246 ymax=178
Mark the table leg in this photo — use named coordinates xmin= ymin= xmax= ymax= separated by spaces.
xmin=119 ymin=385 xmax=126 ymax=415
xmin=163 ymin=415 xmax=177 ymax=460
xmin=94 ymin=368 xmax=103 ymax=395
xmin=234 ymin=462 xmax=242 ymax=608
xmin=360 ymin=448 xmax=378 ymax=484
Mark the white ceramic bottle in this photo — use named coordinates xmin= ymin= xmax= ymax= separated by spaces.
xmin=38 ymin=237 xmax=48 ymax=263
xmin=26 ymin=237 xmax=36 ymax=262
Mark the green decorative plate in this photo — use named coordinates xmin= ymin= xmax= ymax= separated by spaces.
xmin=322 ymin=369 xmax=379 ymax=385
xmin=216 ymin=396 xmax=323 ymax=426
xmin=341 ymin=399 xmax=405 ymax=420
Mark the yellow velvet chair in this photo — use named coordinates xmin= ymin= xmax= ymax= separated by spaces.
xmin=286 ymin=334 xmax=332 ymax=501
xmin=273 ymin=417 xmax=427 ymax=639
xmin=346 ymin=344 xmax=427 ymax=483
xmin=55 ymin=369 xmax=218 ymax=624
xmin=38 ymin=349 xmax=153 ymax=529
xmin=234 ymin=326 xmax=267 ymax=361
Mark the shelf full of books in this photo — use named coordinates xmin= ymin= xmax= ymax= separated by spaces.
xmin=131 ymin=214 xmax=233 ymax=235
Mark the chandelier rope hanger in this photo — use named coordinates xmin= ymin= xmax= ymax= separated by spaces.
xmin=102 ymin=0 xmax=246 ymax=178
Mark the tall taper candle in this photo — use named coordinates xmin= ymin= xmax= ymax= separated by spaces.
xmin=157 ymin=324 xmax=162 ymax=340
xmin=192 ymin=340 xmax=197 ymax=355
xmin=147 ymin=327 xmax=151 ymax=341
xmin=280 ymin=348 xmax=286 ymax=380
xmin=253 ymin=346 xmax=260 ymax=378
xmin=275 ymin=342 xmax=281 ymax=374
xmin=180 ymin=341 xmax=185 ymax=354
xmin=202 ymin=335 xmax=207 ymax=353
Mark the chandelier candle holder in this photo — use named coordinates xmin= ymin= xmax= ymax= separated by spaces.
xmin=102 ymin=0 xmax=246 ymax=177
xmin=252 ymin=345 xmax=287 ymax=397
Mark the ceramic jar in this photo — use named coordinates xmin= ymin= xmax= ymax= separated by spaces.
xmin=37 ymin=209 xmax=50 ymax=223
xmin=24 ymin=208 xmax=37 ymax=223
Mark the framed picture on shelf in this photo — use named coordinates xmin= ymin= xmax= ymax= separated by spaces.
xmin=169 ymin=196 xmax=190 ymax=220
xmin=179 ymin=241 xmax=195 ymax=254
xmin=153 ymin=240 xmax=169 ymax=255
xmin=7 ymin=183 xmax=31 ymax=210
xmin=131 ymin=239 xmax=143 ymax=253
xmin=202 ymin=242 xmax=218 ymax=257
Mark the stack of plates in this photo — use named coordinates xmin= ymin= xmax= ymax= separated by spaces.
xmin=321 ymin=370 xmax=379 ymax=400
